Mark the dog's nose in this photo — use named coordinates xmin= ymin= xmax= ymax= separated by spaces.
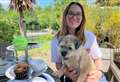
xmin=61 ymin=51 xmax=67 ymax=57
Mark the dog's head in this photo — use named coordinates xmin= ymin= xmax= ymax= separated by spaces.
xmin=58 ymin=35 xmax=81 ymax=60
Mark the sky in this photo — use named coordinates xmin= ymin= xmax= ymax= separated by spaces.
xmin=0 ymin=0 xmax=96 ymax=9
xmin=0 ymin=0 xmax=54 ymax=9
xmin=36 ymin=0 xmax=54 ymax=8
xmin=87 ymin=0 xmax=96 ymax=4
xmin=0 ymin=0 xmax=10 ymax=9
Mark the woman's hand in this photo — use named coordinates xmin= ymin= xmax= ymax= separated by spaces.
xmin=84 ymin=69 xmax=103 ymax=82
xmin=64 ymin=67 xmax=80 ymax=81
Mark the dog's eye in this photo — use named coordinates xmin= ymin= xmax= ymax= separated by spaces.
xmin=60 ymin=45 xmax=64 ymax=48
xmin=68 ymin=47 xmax=72 ymax=50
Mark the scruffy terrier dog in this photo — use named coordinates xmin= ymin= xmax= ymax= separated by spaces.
xmin=55 ymin=35 xmax=96 ymax=82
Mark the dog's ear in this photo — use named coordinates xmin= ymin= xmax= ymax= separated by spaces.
xmin=58 ymin=36 xmax=64 ymax=44
xmin=75 ymin=41 xmax=80 ymax=49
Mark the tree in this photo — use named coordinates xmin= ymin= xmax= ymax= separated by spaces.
xmin=9 ymin=0 xmax=33 ymax=36
xmin=9 ymin=0 xmax=34 ymax=63
xmin=96 ymin=0 xmax=120 ymax=6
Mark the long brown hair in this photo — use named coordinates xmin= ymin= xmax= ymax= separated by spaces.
xmin=57 ymin=2 xmax=86 ymax=42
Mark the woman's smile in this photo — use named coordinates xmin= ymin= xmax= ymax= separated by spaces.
xmin=66 ymin=4 xmax=82 ymax=29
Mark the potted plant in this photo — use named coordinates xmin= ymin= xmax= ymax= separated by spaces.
xmin=12 ymin=35 xmax=28 ymax=63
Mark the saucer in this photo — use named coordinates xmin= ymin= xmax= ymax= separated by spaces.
xmin=29 ymin=59 xmax=48 ymax=77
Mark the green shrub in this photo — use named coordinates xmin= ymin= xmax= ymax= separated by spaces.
xmin=0 ymin=21 xmax=15 ymax=43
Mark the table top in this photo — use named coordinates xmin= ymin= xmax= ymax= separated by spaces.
xmin=45 ymin=67 xmax=61 ymax=82
xmin=1 ymin=67 xmax=60 ymax=82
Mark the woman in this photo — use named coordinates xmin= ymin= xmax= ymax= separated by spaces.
xmin=51 ymin=2 xmax=106 ymax=82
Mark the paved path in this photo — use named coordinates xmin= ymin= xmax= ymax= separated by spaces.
xmin=27 ymin=32 xmax=49 ymax=37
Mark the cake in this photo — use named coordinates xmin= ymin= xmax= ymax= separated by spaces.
xmin=14 ymin=63 xmax=29 ymax=80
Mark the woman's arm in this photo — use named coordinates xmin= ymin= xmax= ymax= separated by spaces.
xmin=94 ymin=58 xmax=103 ymax=72
xmin=84 ymin=58 xmax=103 ymax=82
xmin=84 ymin=32 xmax=103 ymax=82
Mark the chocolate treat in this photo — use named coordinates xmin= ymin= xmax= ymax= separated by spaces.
xmin=14 ymin=63 xmax=29 ymax=80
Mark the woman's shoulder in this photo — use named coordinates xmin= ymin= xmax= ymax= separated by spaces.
xmin=84 ymin=31 xmax=98 ymax=49
xmin=85 ymin=31 xmax=96 ymax=37
xmin=85 ymin=30 xmax=96 ymax=40
xmin=51 ymin=36 xmax=58 ymax=46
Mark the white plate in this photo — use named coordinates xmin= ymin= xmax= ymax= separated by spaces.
xmin=6 ymin=65 xmax=55 ymax=82
xmin=5 ymin=65 xmax=16 ymax=80
xmin=6 ymin=59 xmax=48 ymax=80
xmin=7 ymin=73 xmax=55 ymax=82
xmin=0 ymin=61 xmax=13 ymax=76
xmin=6 ymin=73 xmax=55 ymax=82
xmin=5 ymin=65 xmax=33 ymax=80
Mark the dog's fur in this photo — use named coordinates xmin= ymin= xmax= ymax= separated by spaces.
xmin=55 ymin=35 xmax=96 ymax=82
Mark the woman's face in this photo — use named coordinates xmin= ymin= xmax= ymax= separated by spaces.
xmin=66 ymin=4 xmax=83 ymax=30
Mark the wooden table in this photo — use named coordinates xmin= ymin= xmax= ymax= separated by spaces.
xmin=0 ymin=76 xmax=9 ymax=82
xmin=45 ymin=67 xmax=61 ymax=82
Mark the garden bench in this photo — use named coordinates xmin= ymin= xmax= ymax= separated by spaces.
xmin=101 ymin=48 xmax=120 ymax=82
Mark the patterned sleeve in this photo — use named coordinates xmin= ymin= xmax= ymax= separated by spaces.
xmin=51 ymin=37 xmax=62 ymax=64
xmin=84 ymin=31 xmax=102 ymax=59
